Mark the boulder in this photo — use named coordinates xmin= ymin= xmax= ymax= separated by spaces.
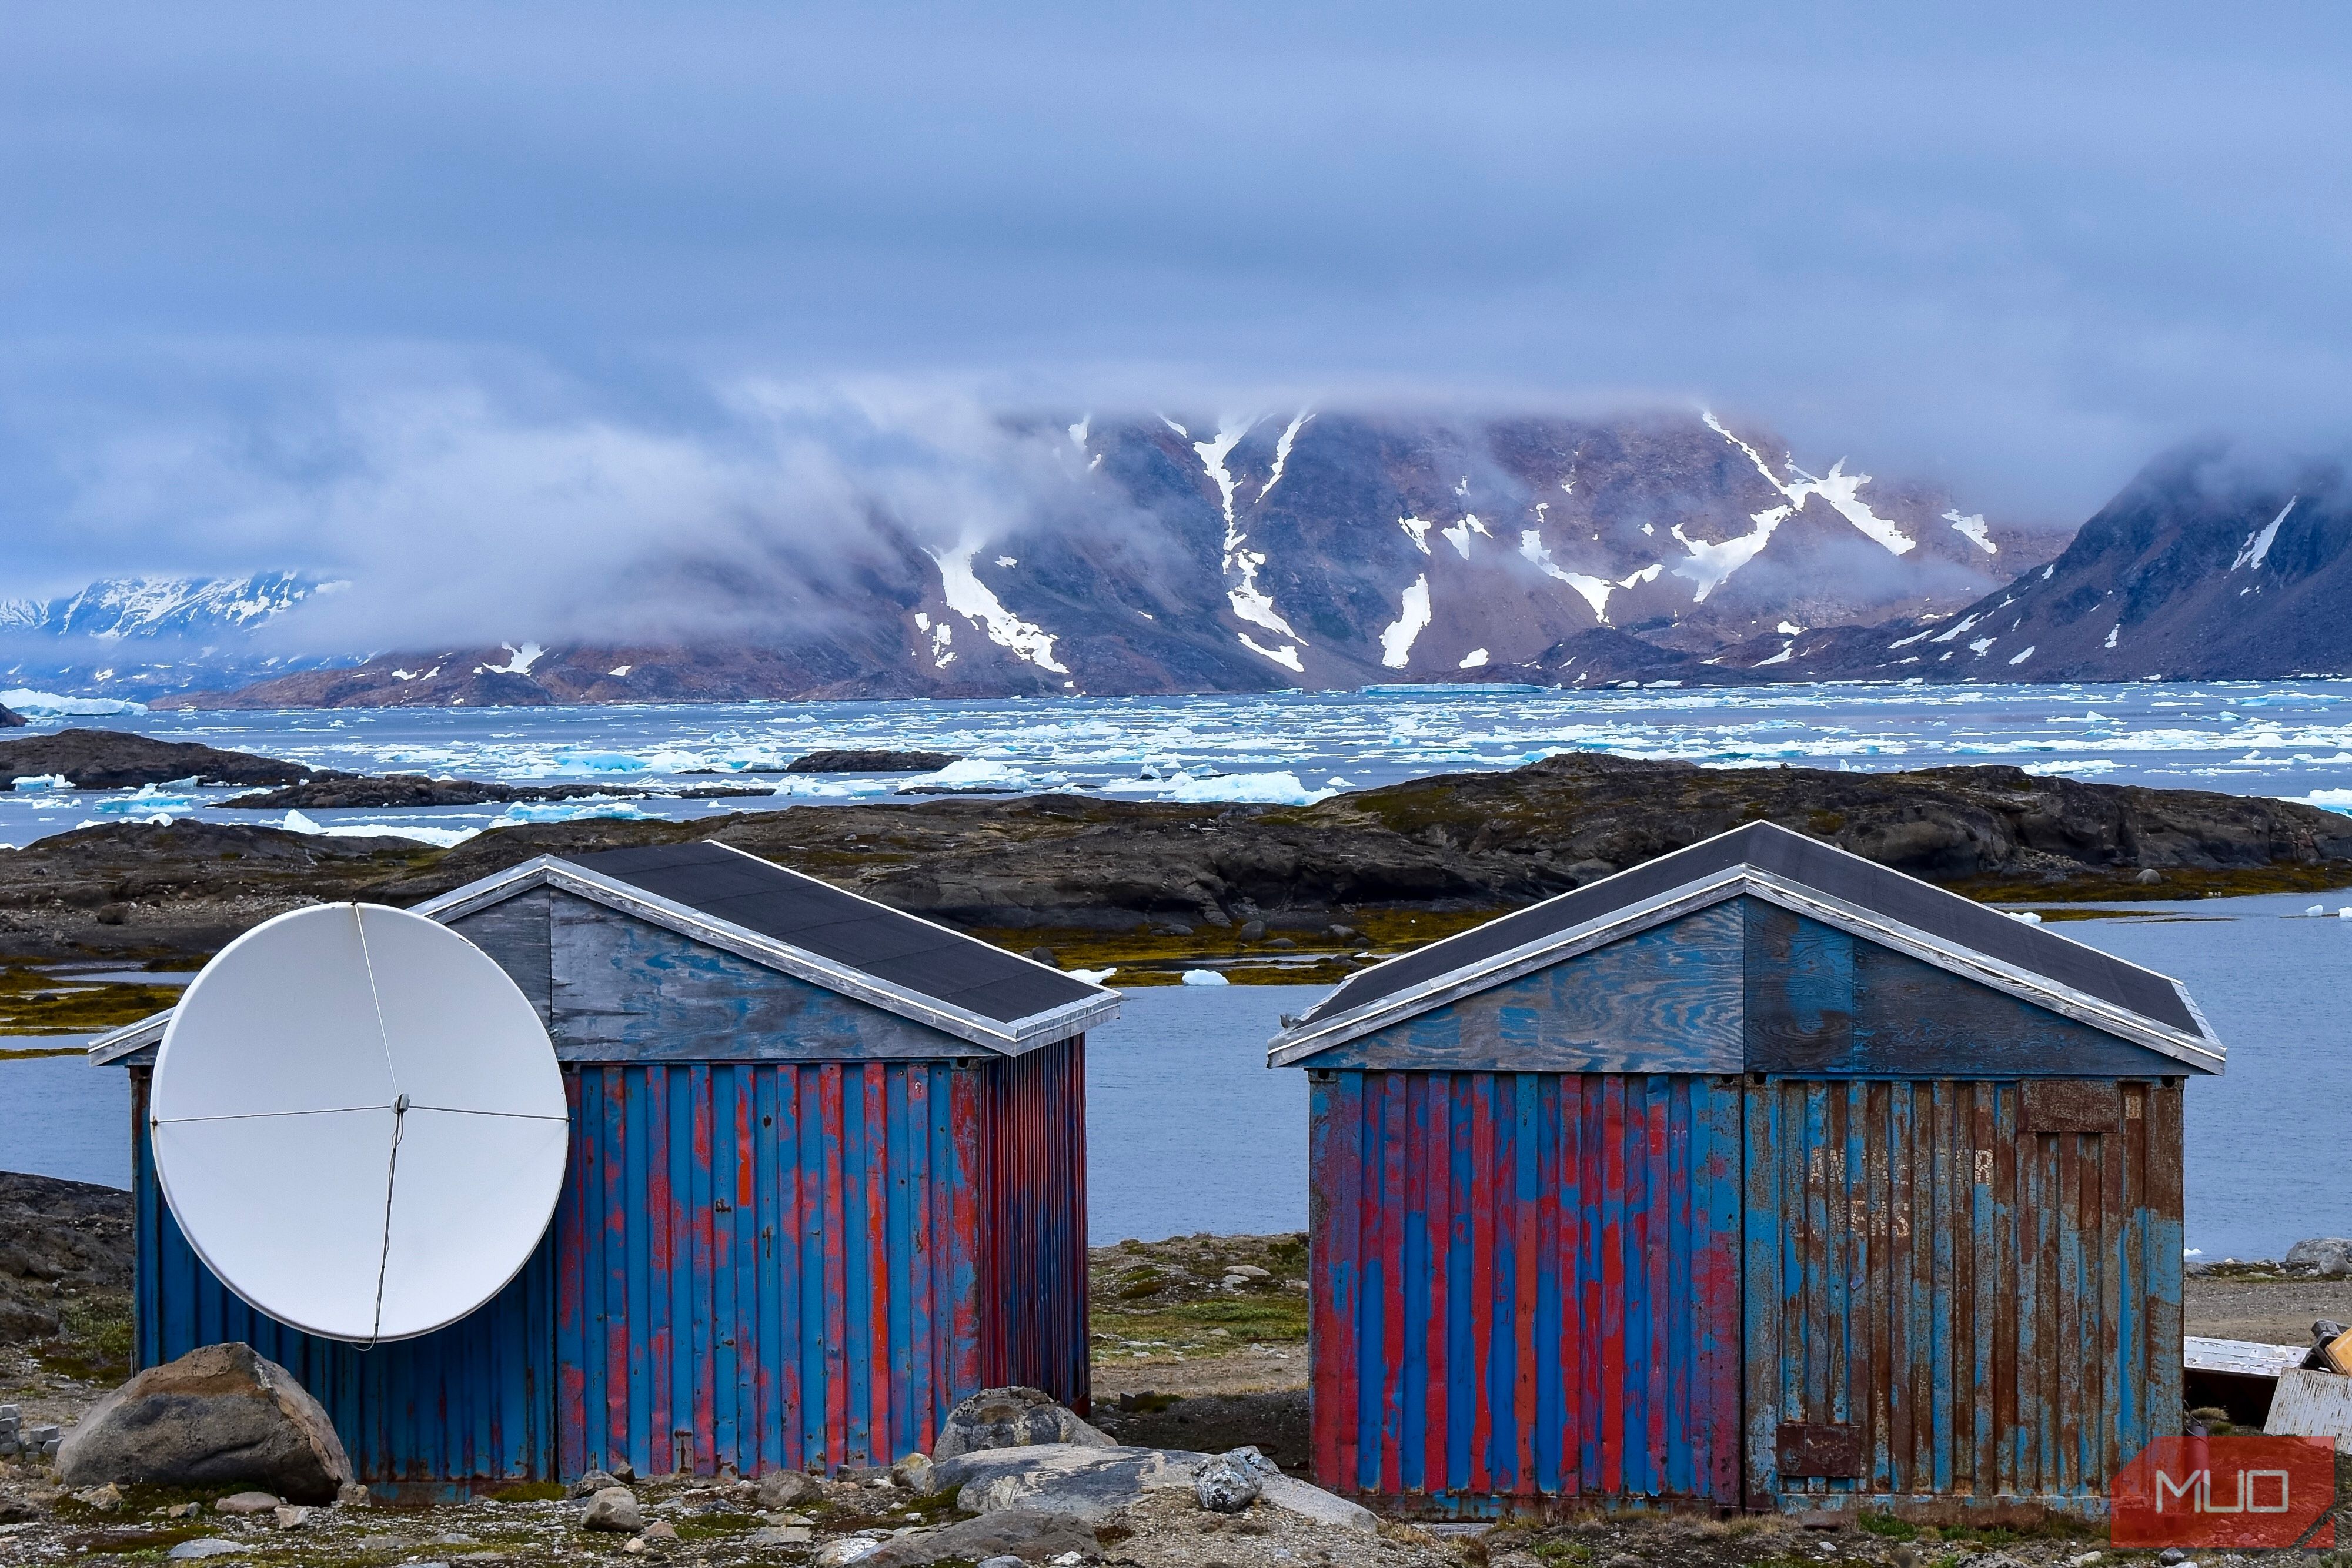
xmin=582 ymin=1487 xmax=646 ymax=1532
xmin=1193 ymin=1452 xmax=1261 ymax=1513
xmin=861 ymin=1507 xmax=1099 ymax=1567
xmin=930 ymin=1387 xmax=1115 ymax=1463
xmin=0 ymin=704 xmax=24 ymax=728
xmin=569 ymin=1469 xmax=621 ymax=1498
xmin=890 ymin=1453 xmax=934 ymax=1493
xmin=213 ymin=1492 xmax=280 ymax=1514
xmin=815 ymin=1540 xmax=886 ymax=1566
xmin=168 ymin=1541 xmax=250 ymax=1560
xmin=933 ymin=1443 xmax=1200 ymax=1522
xmin=2286 ymin=1238 xmax=2352 ymax=1278
xmin=56 ymin=1344 xmax=352 ymax=1503
xmin=756 ymin=1469 xmax=825 ymax=1509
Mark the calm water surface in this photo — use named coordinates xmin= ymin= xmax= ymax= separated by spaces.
xmin=5 ymin=902 xmax=2347 ymax=1256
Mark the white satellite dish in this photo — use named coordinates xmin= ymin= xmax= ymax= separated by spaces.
xmin=151 ymin=902 xmax=568 ymax=1344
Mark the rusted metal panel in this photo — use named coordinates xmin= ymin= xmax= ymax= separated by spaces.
xmin=560 ymin=1058 xmax=991 ymax=1478
xmin=1778 ymin=1423 xmax=1863 ymax=1477
xmin=979 ymin=1037 xmax=1090 ymax=1410
xmin=2021 ymin=1081 xmax=2120 ymax=1134
xmin=1742 ymin=1076 xmax=2183 ymax=1513
xmin=1308 ymin=1069 xmax=1744 ymax=1508
xmin=130 ymin=1069 xmax=557 ymax=1492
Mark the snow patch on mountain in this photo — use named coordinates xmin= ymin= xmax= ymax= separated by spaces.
xmin=1261 ymin=409 xmax=1311 ymax=502
xmin=1519 ymin=530 xmax=1615 ymax=621
xmin=2233 ymin=497 xmax=2297 ymax=571
xmin=1193 ymin=417 xmax=1307 ymax=645
xmin=1944 ymin=511 xmax=1997 ymax=554
xmin=1380 ymin=576 xmax=1432 ymax=668
xmin=1439 ymin=515 xmax=1492 ymax=559
xmin=1671 ymin=510 xmax=1786 ymax=602
xmin=479 ymin=643 xmax=545 ymax=675
xmin=1399 ymin=517 xmax=1434 ymax=554
xmin=1703 ymin=410 xmax=1915 ymax=557
xmin=928 ymin=541 xmax=1066 ymax=673
xmin=0 ymin=571 xmax=329 ymax=640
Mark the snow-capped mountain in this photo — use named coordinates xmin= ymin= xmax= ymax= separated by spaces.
xmin=0 ymin=572 xmax=351 ymax=698
xmin=153 ymin=409 xmax=2069 ymax=708
xmin=1708 ymin=442 xmax=2352 ymax=684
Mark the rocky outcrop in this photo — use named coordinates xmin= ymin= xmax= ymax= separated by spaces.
xmin=5 ymin=754 xmax=2348 ymax=968
xmin=0 ymin=1173 xmax=131 ymax=1347
xmin=56 ymin=1342 xmax=353 ymax=1502
xmin=0 ymin=730 xmax=328 ymax=790
xmin=0 ymin=704 xmax=24 ymax=728
xmin=787 ymin=750 xmax=957 ymax=773
xmin=235 ymin=776 xmax=632 ymax=809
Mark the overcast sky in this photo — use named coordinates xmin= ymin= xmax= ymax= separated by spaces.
xmin=7 ymin=2 xmax=2351 ymax=594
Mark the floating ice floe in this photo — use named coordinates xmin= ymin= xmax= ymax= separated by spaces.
xmin=1180 ymin=969 xmax=1231 ymax=987
xmin=0 ymin=688 xmax=147 ymax=717
xmin=2009 ymin=911 xmax=2044 ymax=923
xmin=1067 ymin=967 xmax=1117 ymax=985
xmin=97 ymin=788 xmax=196 ymax=815
xmin=279 ymin=808 xmax=482 ymax=848
xmin=9 ymin=774 xmax=69 ymax=792
xmin=1164 ymin=770 xmax=1337 ymax=806
xmin=496 ymin=800 xmax=653 ymax=825
xmin=897 ymin=758 xmax=1037 ymax=794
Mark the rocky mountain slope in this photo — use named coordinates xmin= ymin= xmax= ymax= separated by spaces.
xmin=106 ymin=409 xmax=2062 ymax=708
xmin=1686 ymin=443 xmax=2352 ymax=684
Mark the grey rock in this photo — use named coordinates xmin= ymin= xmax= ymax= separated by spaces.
xmin=335 ymin=1481 xmax=372 ymax=1507
xmin=978 ymin=1559 xmax=1027 ymax=1568
xmin=212 ymin=1492 xmax=282 ymax=1514
xmin=582 ymin=1487 xmax=646 ymax=1533
xmin=814 ymin=1540 xmax=886 ymax=1567
xmin=71 ymin=1483 xmax=123 ymax=1510
xmin=1193 ymin=1452 xmax=1262 ymax=1513
xmin=930 ymin=1388 xmax=1115 ymax=1463
xmin=57 ymin=1343 xmax=352 ymax=1503
xmin=569 ymin=1468 xmax=622 ymax=1499
xmin=746 ymin=1526 xmax=814 ymax=1546
xmin=610 ymin=1458 xmax=636 ymax=1482
xmin=641 ymin=1520 xmax=680 ymax=1550
xmin=756 ymin=1469 xmax=825 ymax=1509
xmin=837 ymin=1463 xmax=894 ymax=1486
xmin=1255 ymin=1473 xmax=1377 ymax=1532
xmin=2136 ymin=868 xmax=2164 ymax=885
xmin=168 ymin=1543 xmax=251 ymax=1560
xmin=860 ymin=1507 xmax=1099 ymax=1567
xmin=1238 ymin=920 xmax=1267 ymax=941
xmin=272 ymin=1505 xmax=313 ymax=1529
xmin=890 ymin=1453 xmax=934 ymax=1493
xmin=2285 ymin=1238 xmax=2352 ymax=1278
xmin=1225 ymin=1265 xmax=1269 ymax=1280
xmin=934 ymin=1443 xmax=1200 ymax=1522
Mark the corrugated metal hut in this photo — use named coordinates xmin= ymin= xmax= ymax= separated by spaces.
xmin=91 ymin=841 xmax=1115 ymax=1495
xmin=1267 ymin=821 xmax=2221 ymax=1522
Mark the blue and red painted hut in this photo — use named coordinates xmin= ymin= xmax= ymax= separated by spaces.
xmin=92 ymin=841 xmax=1114 ymax=1495
xmin=1268 ymin=821 xmax=2221 ymax=1522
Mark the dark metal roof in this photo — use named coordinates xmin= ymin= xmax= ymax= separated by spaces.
xmin=1298 ymin=821 xmax=2199 ymax=1035
xmin=567 ymin=841 xmax=1102 ymax=1028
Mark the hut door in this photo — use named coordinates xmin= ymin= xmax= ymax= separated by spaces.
xmin=1741 ymin=1078 xmax=2180 ymax=1512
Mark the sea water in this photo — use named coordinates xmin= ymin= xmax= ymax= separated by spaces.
xmin=4 ymin=684 xmax=2352 ymax=1255
xmin=5 ymin=680 xmax=2352 ymax=848
xmin=9 ymin=895 xmax=2350 ymax=1255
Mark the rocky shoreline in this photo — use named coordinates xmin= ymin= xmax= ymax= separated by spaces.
xmin=3 ymin=740 xmax=2350 ymax=1005
xmin=4 ymin=1182 xmax=2349 ymax=1566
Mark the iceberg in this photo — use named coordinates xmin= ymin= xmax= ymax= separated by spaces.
xmin=497 ymin=799 xmax=654 ymax=825
xmin=1165 ymin=770 xmax=1338 ymax=806
xmin=0 ymin=688 xmax=147 ymax=717
xmin=896 ymin=758 xmax=1035 ymax=794
xmin=9 ymin=774 xmax=69 ymax=791
xmin=1180 ymin=969 xmax=1231 ymax=987
xmin=280 ymin=809 xmax=482 ymax=847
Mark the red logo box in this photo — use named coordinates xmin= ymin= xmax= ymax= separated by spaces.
xmin=2112 ymin=1436 xmax=2338 ymax=1549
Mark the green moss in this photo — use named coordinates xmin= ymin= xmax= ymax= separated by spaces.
xmin=1856 ymin=1513 xmax=1920 ymax=1540
xmin=35 ymin=1290 xmax=135 ymax=1383
xmin=0 ymin=967 xmax=185 ymax=1034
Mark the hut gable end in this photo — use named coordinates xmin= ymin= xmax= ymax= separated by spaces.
xmin=457 ymin=887 xmax=964 ymax=1062
xmin=1294 ymin=904 xmax=1746 ymax=1074
xmin=1292 ymin=894 xmax=2191 ymax=1078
